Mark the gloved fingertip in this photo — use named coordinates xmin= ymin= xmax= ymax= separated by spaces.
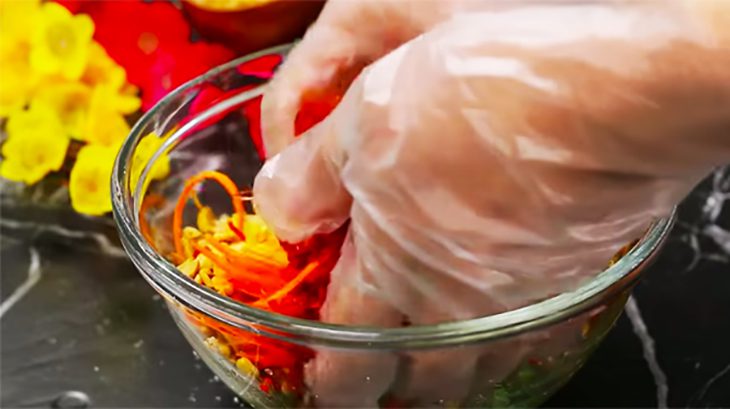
xmin=252 ymin=166 xmax=305 ymax=243
xmin=260 ymin=84 xmax=298 ymax=158
xmin=253 ymin=125 xmax=352 ymax=244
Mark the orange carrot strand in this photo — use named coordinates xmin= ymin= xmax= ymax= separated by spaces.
xmin=202 ymin=233 xmax=288 ymax=270
xmin=228 ymin=221 xmax=247 ymax=241
xmin=202 ymin=237 xmax=285 ymax=289
xmin=202 ymin=234 xmax=277 ymax=267
xmin=253 ymin=261 xmax=321 ymax=307
xmin=192 ymin=242 xmax=264 ymax=298
xmin=173 ymin=171 xmax=247 ymax=260
xmin=191 ymin=191 xmax=204 ymax=210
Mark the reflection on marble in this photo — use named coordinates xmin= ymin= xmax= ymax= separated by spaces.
xmin=1 ymin=167 xmax=729 ymax=408
xmin=0 ymin=219 xmax=126 ymax=258
xmin=0 ymin=247 xmax=41 ymax=318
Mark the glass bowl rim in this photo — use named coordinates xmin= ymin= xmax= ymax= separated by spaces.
xmin=112 ymin=43 xmax=675 ymax=349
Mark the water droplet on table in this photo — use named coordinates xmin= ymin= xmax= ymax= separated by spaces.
xmin=51 ymin=391 xmax=90 ymax=409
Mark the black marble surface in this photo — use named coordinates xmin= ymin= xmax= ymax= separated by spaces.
xmin=1 ymin=168 xmax=729 ymax=408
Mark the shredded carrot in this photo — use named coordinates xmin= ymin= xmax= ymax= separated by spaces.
xmin=192 ymin=191 xmax=204 ymax=210
xmin=228 ymin=221 xmax=247 ymax=241
xmin=168 ymin=89 xmax=354 ymax=399
xmin=172 ymin=168 xmax=345 ymax=396
xmin=195 ymin=239 xmax=281 ymax=287
xmin=191 ymin=240 xmax=238 ymax=274
xmin=202 ymin=233 xmax=284 ymax=266
xmin=201 ymin=236 xmax=285 ymax=288
xmin=191 ymin=241 xmax=267 ymax=298
xmin=253 ymin=261 xmax=321 ymax=307
xmin=173 ymin=171 xmax=246 ymax=260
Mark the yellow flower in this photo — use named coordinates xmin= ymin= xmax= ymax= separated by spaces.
xmin=81 ymin=41 xmax=140 ymax=113
xmin=30 ymin=2 xmax=94 ymax=81
xmin=0 ymin=42 xmax=37 ymax=116
xmin=1 ymin=104 xmax=70 ymax=184
xmin=69 ymin=144 xmax=117 ymax=216
xmin=0 ymin=0 xmax=40 ymax=117
xmin=82 ymin=85 xmax=131 ymax=147
xmin=1 ymin=0 xmax=41 ymax=116
xmin=82 ymin=42 xmax=126 ymax=90
xmin=129 ymin=131 xmax=171 ymax=193
xmin=34 ymin=82 xmax=92 ymax=139
xmin=106 ymin=85 xmax=141 ymax=116
xmin=0 ymin=0 xmax=40 ymax=46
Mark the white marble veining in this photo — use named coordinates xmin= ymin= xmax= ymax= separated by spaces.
xmin=691 ymin=362 xmax=730 ymax=406
xmin=674 ymin=168 xmax=730 ymax=274
xmin=626 ymin=296 xmax=669 ymax=409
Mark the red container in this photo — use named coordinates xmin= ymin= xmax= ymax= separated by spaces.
xmin=182 ymin=0 xmax=325 ymax=55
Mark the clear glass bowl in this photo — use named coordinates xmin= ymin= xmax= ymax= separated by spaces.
xmin=112 ymin=44 xmax=675 ymax=408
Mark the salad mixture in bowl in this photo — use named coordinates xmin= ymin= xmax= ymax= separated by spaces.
xmin=112 ymin=45 xmax=674 ymax=408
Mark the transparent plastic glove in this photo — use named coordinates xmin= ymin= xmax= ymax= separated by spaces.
xmin=260 ymin=0 xmax=479 ymax=156
xmin=254 ymin=1 xmax=730 ymax=406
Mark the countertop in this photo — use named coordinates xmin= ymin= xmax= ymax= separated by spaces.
xmin=1 ymin=167 xmax=729 ymax=408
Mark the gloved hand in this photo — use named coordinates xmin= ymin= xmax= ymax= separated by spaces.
xmin=254 ymin=1 xmax=730 ymax=406
xmin=259 ymin=0 xmax=483 ymax=155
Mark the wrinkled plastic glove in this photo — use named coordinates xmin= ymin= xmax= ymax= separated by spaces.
xmin=260 ymin=0 xmax=481 ymax=155
xmin=254 ymin=1 xmax=730 ymax=406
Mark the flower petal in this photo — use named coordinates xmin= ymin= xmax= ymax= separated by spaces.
xmin=69 ymin=144 xmax=117 ymax=215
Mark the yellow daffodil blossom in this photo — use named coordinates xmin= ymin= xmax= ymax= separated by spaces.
xmin=81 ymin=42 xmax=141 ymax=112
xmin=82 ymin=85 xmax=131 ymax=147
xmin=0 ymin=0 xmax=40 ymax=46
xmin=0 ymin=104 xmax=70 ymax=184
xmin=69 ymin=144 xmax=118 ymax=216
xmin=106 ymin=85 xmax=141 ymax=115
xmin=34 ymin=82 xmax=92 ymax=139
xmin=30 ymin=2 xmax=94 ymax=81
xmin=82 ymin=42 xmax=126 ymax=90
xmin=0 ymin=42 xmax=38 ymax=116
xmin=130 ymin=131 xmax=171 ymax=194
xmin=0 ymin=0 xmax=40 ymax=115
